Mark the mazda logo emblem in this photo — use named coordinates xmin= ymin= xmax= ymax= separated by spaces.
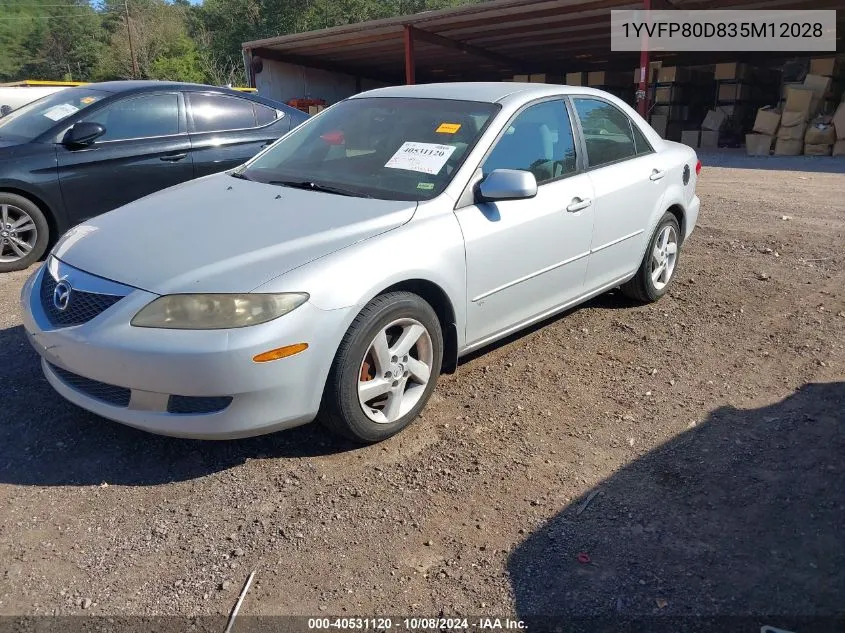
xmin=53 ymin=280 xmax=72 ymax=312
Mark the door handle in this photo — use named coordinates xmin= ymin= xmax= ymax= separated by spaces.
xmin=649 ymin=168 xmax=666 ymax=181
xmin=160 ymin=152 xmax=188 ymax=162
xmin=566 ymin=197 xmax=592 ymax=213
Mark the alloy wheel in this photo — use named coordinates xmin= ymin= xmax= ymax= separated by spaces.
xmin=0 ymin=203 xmax=38 ymax=264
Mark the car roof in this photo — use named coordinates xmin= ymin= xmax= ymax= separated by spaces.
xmin=79 ymin=80 xmax=296 ymax=112
xmin=350 ymin=82 xmax=612 ymax=104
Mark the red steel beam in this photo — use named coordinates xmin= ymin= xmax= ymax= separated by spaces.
xmin=404 ymin=25 xmax=416 ymax=85
xmin=636 ymin=0 xmax=650 ymax=117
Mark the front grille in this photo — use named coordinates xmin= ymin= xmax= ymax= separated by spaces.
xmin=48 ymin=363 xmax=131 ymax=408
xmin=167 ymin=395 xmax=233 ymax=415
xmin=40 ymin=271 xmax=124 ymax=328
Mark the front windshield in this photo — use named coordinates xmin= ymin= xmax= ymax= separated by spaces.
xmin=238 ymin=97 xmax=500 ymax=201
xmin=0 ymin=87 xmax=109 ymax=143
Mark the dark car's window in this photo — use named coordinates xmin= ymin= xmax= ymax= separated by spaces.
xmin=254 ymin=103 xmax=278 ymax=126
xmin=189 ymin=94 xmax=257 ymax=133
xmin=482 ymin=99 xmax=577 ymax=184
xmin=0 ymin=87 xmax=108 ymax=142
xmin=573 ymin=97 xmax=638 ymax=167
xmin=237 ymin=97 xmax=499 ymax=201
xmin=85 ymin=93 xmax=180 ymax=141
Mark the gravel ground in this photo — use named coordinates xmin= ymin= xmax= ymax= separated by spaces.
xmin=0 ymin=158 xmax=843 ymax=625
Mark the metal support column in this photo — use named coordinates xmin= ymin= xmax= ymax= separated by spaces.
xmin=404 ymin=25 xmax=416 ymax=85
xmin=636 ymin=0 xmax=651 ymax=118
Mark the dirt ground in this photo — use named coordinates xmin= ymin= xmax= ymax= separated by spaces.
xmin=0 ymin=156 xmax=843 ymax=629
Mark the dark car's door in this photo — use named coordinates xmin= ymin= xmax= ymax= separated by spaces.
xmin=185 ymin=92 xmax=291 ymax=178
xmin=56 ymin=91 xmax=193 ymax=223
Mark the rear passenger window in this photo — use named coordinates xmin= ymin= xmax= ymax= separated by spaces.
xmin=573 ymin=98 xmax=638 ymax=167
xmin=189 ymin=94 xmax=257 ymax=133
xmin=254 ymin=103 xmax=278 ymax=126
xmin=482 ymin=99 xmax=577 ymax=184
xmin=631 ymin=120 xmax=653 ymax=155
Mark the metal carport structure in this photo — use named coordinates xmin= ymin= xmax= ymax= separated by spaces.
xmin=243 ymin=0 xmax=843 ymax=115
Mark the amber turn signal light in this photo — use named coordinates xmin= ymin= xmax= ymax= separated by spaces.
xmin=253 ymin=343 xmax=309 ymax=363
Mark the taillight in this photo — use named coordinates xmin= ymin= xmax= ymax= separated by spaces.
xmin=695 ymin=160 xmax=702 ymax=176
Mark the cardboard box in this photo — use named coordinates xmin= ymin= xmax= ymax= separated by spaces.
xmin=307 ymin=105 xmax=326 ymax=115
xmin=785 ymin=86 xmax=816 ymax=116
xmin=699 ymin=130 xmax=719 ymax=148
xmin=701 ymin=109 xmax=727 ymax=131
xmin=681 ymin=130 xmax=700 ymax=148
xmin=715 ymin=62 xmax=751 ymax=80
xmin=753 ymin=107 xmax=781 ymax=135
xmin=718 ymin=82 xmax=750 ymax=102
xmin=565 ymin=72 xmax=584 ymax=86
xmin=809 ymin=57 xmax=841 ymax=77
xmin=633 ymin=61 xmax=662 ymax=84
xmin=781 ymin=110 xmax=809 ymax=127
xmin=529 ymin=73 xmax=563 ymax=83
xmin=512 ymin=74 xmax=530 ymax=82
xmin=746 ymin=134 xmax=774 ymax=156
xmin=805 ymin=117 xmax=836 ymax=145
xmin=657 ymin=66 xmax=689 ymax=83
xmin=654 ymin=85 xmax=686 ymax=104
xmin=833 ymin=102 xmax=845 ymax=140
xmin=804 ymin=143 xmax=832 ymax=156
xmin=587 ymin=71 xmax=626 ymax=86
xmin=651 ymin=104 xmax=688 ymax=119
xmin=803 ymin=74 xmax=832 ymax=99
xmin=777 ymin=121 xmax=807 ymax=141
xmin=833 ymin=139 xmax=845 ymax=156
xmin=774 ymin=139 xmax=803 ymax=156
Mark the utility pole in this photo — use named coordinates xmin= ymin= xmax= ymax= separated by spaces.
xmin=124 ymin=0 xmax=139 ymax=79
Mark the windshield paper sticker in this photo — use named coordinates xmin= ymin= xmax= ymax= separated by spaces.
xmin=43 ymin=103 xmax=79 ymax=121
xmin=436 ymin=123 xmax=461 ymax=134
xmin=385 ymin=142 xmax=456 ymax=175
xmin=417 ymin=182 xmax=435 ymax=190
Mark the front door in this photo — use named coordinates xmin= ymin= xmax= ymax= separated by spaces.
xmin=456 ymin=98 xmax=595 ymax=347
xmin=56 ymin=91 xmax=193 ymax=224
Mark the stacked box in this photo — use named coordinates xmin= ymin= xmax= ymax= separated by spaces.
xmin=652 ymin=66 xmax=714 ymax=145
xmin=746 ymin=134 xmax=775 ymax=156
xmin=565 ymin=72 xmax=585 ymax=86
xmin=745 ymin=106 xmax=781 ymax=156
xmin=804 ymin=115 xmax=837 ymax=155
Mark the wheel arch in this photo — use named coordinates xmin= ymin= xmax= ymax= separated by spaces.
xmin=377 ymin=278 xmax=459 ymax=374
xmin=665 ymin=203 xmax=686 ymax=243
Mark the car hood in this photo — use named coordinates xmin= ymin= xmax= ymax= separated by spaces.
xmin=52 ymin=173 xmax=417 ymax=295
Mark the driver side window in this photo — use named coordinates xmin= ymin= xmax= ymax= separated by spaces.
xmin=482 ymin=99 xmax=577 ymax=185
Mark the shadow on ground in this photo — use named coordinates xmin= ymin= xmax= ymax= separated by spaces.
xmin=0 ymin=324 xmax=361 ymax=487
xmin=508 ymin=382 xmax=845 ymax=632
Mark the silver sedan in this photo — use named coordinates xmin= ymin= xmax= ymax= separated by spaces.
xmin=21 ymin=82 xmax=700 ymax=443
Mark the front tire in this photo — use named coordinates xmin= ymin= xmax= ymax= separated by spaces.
xmin=0 ymin=193 xmax=49 ymax=273
xmin=319 ymin=292 xmax=443 ymax=443
xmin=621 ymin=212 xmax=681 ymax=303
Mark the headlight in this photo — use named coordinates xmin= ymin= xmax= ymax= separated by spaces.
xmin=131 ymin=293 xmax=309 ymax=329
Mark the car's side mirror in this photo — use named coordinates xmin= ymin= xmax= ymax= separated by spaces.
xmin=62 ymin=121 xmax=106 ymax=147
xmin=477 ymin=168 xmax=538 ymax=202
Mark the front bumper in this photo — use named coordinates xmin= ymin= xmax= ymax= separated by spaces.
xmin=21 ymin=263 xmax=350 ymax=439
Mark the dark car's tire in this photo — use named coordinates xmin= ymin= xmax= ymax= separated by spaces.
xmin=0 ymin=193 xmax=50 ymax=273
xmin=621 ymin=212 xmax=681 ymax=303
xmin=319 ymin=292 xmax=443 ymax=444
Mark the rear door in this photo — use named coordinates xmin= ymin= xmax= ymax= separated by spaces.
xmin=571 ymin=96 xmax=668 ymax=290
xmin=56 ymin=91 xmax=192 ymax=223
xmin=186 ymin=92 xmax=290 ymax=177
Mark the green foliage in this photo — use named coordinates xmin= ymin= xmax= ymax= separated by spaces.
xmin=0 ymin=0 xmax=486 ymax=85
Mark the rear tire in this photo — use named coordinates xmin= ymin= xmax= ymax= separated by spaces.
xmin=0 ymin=193 xmax=49 ymax=273
xmin=318 ymin=292 xmax=443 ymax=444
xmin=621 ymin=212 xmax=681 ymax=303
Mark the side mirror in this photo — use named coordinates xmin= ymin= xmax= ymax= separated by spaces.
xmin=62 ymin=121 xmax=106 ymax=147
xmin=477 ymin=169 xmax=538 ymax=202
xmin=0 ymin=105 xmax=11 ymax=118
